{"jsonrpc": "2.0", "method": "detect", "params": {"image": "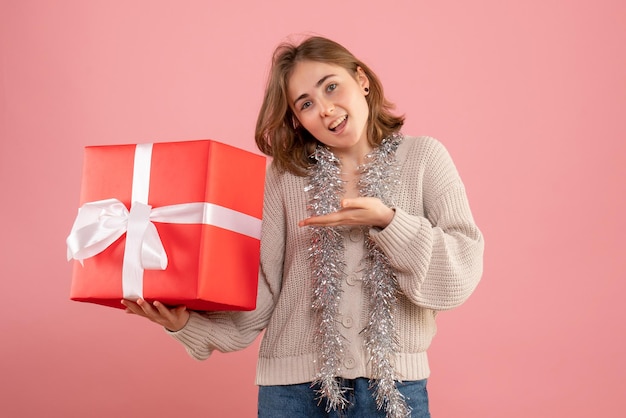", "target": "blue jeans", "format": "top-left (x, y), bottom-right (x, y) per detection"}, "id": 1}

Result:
top-left (258, 378), bottom-right (430, 417)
